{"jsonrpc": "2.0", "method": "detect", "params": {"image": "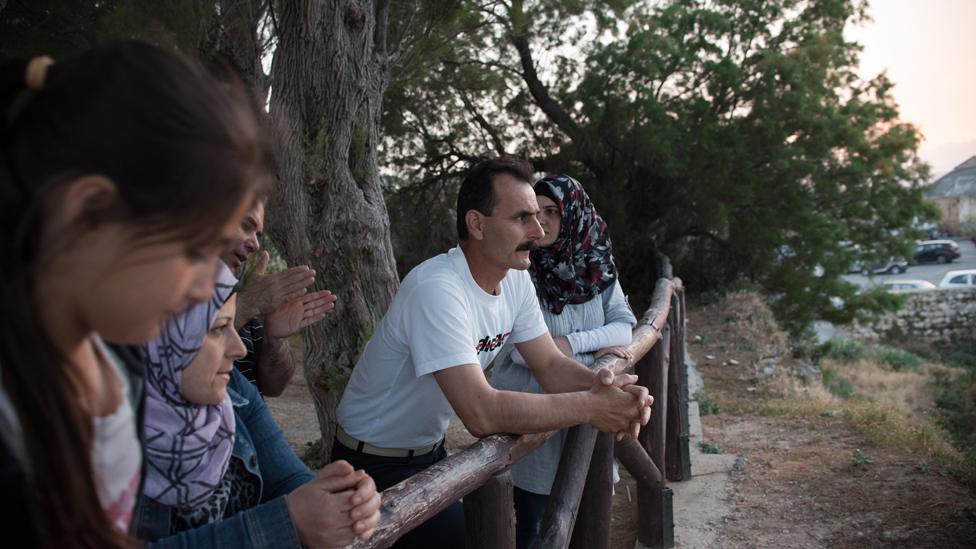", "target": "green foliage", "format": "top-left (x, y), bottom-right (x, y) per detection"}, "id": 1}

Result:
top-left (937, 340), bottom-right (976, 369)
top-left (382, 0), bottom-right (934, 333)
top-left (817, 338), bottom-right (922, 371)
top-left (699, 441), bottom-right (723, 454)
top-left (820, 339), bottom-right (868, 361)
top-left (821, 365), bottom-right (854, 398)
top-left (0, 1), bottom-right (214, 57)
top-left (950, 502), bottom-right (976, 523)
top-left (694, 389), bottom-right (720, 416)
top-left (933, 368), bottom-right (976, 453)
top-left (789, 329), bottom-right (821, 361)
top-left (874, 345), bottom-right (922, 371)
top-left (851, 448), bottom-right (873, 469)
